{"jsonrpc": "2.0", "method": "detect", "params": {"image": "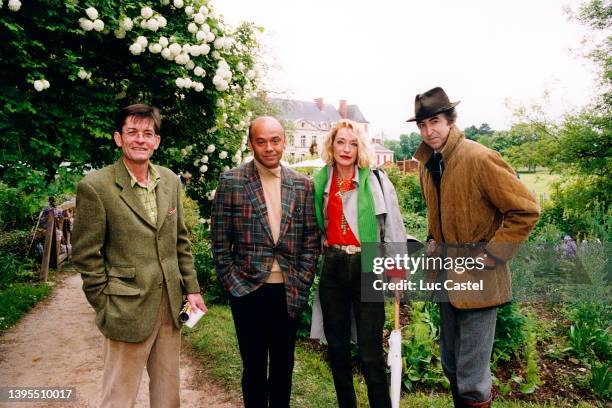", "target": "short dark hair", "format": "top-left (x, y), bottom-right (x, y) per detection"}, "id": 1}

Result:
top-left (114, 104), bottom-right (161, 134)
top-left (441, 107), bottom-right (457, 124)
